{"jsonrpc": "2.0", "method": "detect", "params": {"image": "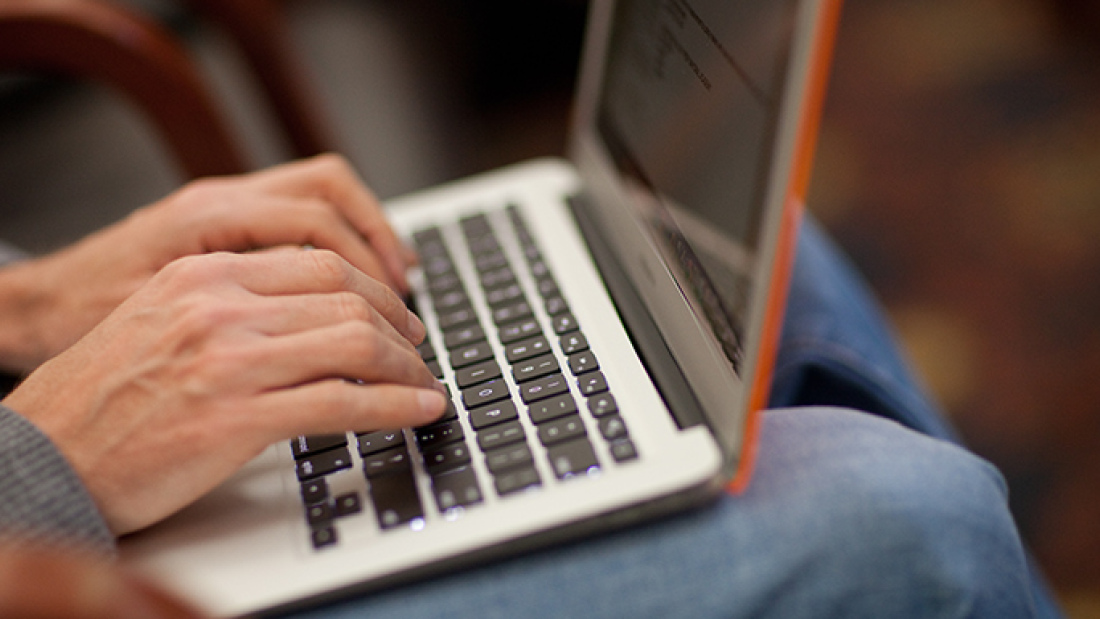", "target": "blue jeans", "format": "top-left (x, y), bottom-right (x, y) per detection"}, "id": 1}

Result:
top-left (289, 219), bottom-right (1062, 619)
